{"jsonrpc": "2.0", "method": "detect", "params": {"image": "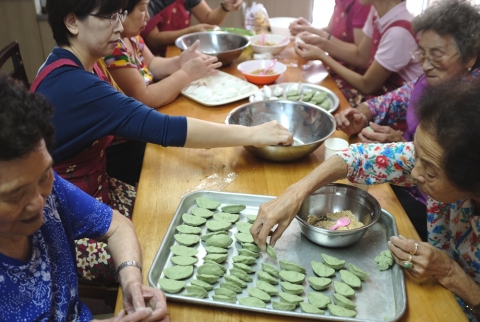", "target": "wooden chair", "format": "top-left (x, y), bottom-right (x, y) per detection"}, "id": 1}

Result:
top-left (0, 41), bottom-right (29, 88)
